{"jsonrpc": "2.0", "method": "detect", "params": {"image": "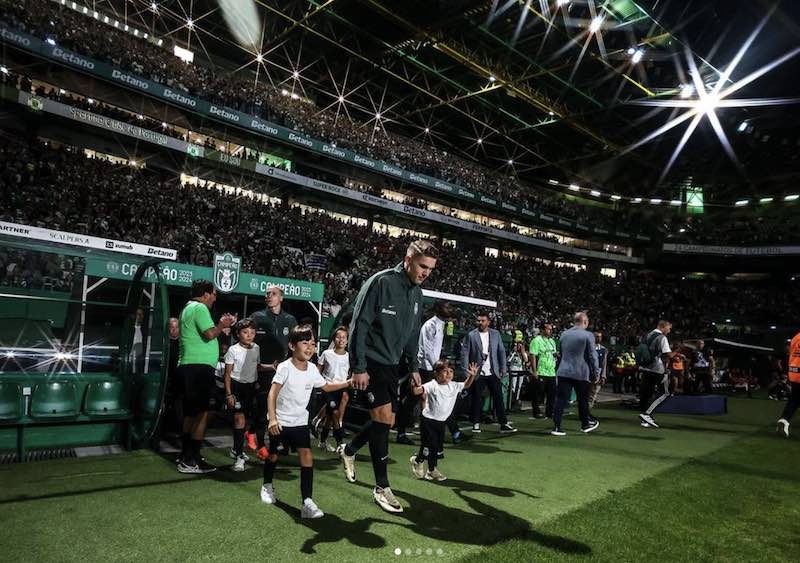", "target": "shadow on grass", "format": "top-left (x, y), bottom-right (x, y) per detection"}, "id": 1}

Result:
top-left (273, 501), bottom-right (391, 554)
